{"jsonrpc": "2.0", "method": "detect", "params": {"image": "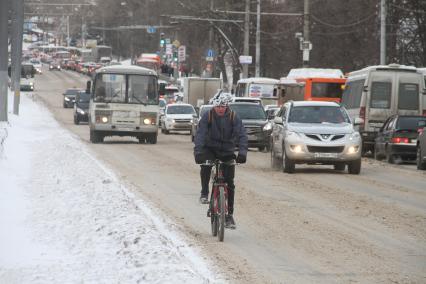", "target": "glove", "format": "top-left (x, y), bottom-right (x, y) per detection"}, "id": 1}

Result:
top-left (236, 154), bottom-right (246, 164)
top-left (195, 153), bottom-right (205, 164)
